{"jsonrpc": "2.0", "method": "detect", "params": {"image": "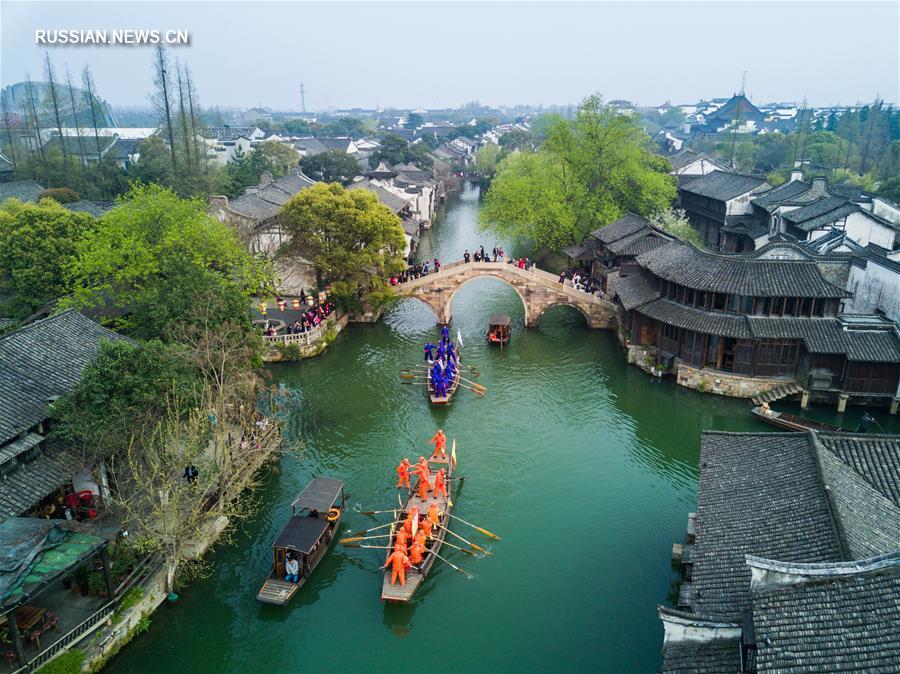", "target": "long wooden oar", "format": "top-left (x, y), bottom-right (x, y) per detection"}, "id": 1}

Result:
top-left (447, 513), bottom-right (501, 540)
top-left (347, 521), bottom-right (397, 537)
top-left (359, 507), bottom-right (404, 516)
top-left (430, 549), bottom-right (471, 578)
top-left (402, 367), bottom-right (480, 379)
top-left (457, 375), bottom-right (486, 391)
top-left (459, 383), bottom-right (485, 397)
top-left (435, 523), bottom-right (491, 555)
